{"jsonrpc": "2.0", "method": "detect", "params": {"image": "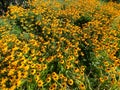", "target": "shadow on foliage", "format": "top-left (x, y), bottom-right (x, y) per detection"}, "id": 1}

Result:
top-left (0, 0), bottom-right (28, 15)
top-left (74, 15), bottom-right (91, 28)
